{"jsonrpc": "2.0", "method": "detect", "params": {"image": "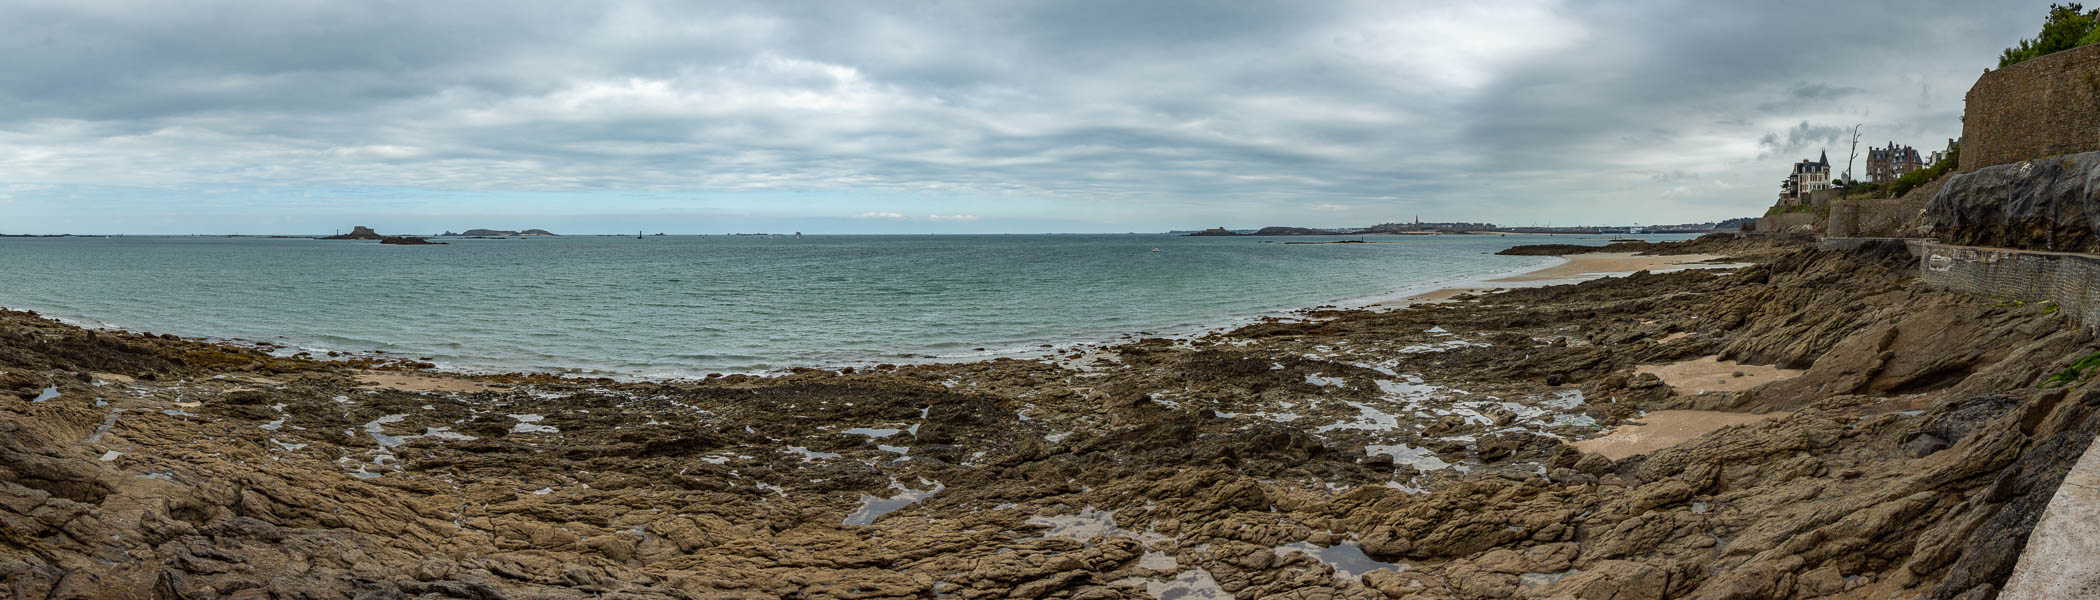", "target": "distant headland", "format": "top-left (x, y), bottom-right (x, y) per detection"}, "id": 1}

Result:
top-left (439, 229), bottom-right (558, 237)
top-left (1177, 218), bottom-right (1751, 237)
